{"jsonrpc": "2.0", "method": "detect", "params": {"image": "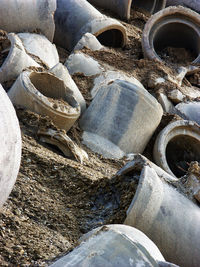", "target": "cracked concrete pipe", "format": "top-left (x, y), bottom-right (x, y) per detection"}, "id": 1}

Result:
top-left (153, 120), bottom-right (200, 177)
top-left (0, 84), bottom-right (21, 208)
top-left (0, 33), bottom-right (39, 83)
top-left (54, 0), bottom-right (127, 51)
top-left (8, 71), bottom-right (80, 132)
top-left (50, 224), bottom-right (178, 267)
top-left (88, 0), bottom-right (166, 20)
top-left (175, 101), bottom-right (200, 126)
top-left (80, 79), bottom-right (163, 159)
top-left (17, 33), bottom-right (59, 69)
top-left (119, 161), bottom-right (200, 267)
top-left (142, 6), bottom-right (200, 65)
top-left (0, 0), bottom-right (56, 42)
top-left (50, 63), bottom-right (86, 112)
top-left (166, 0), bottom-right (200, 13)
